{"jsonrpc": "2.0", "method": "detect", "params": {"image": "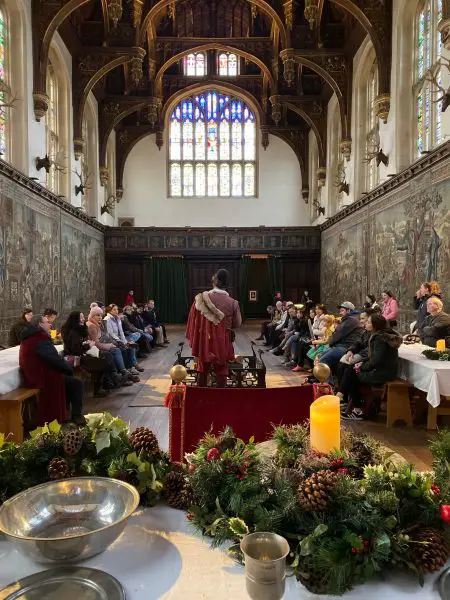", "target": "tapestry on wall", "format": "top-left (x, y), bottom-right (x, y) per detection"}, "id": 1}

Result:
top-left (0, 177), bottom-right (105, 346)
top-left (321, 160), bottom-right (450, 330)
